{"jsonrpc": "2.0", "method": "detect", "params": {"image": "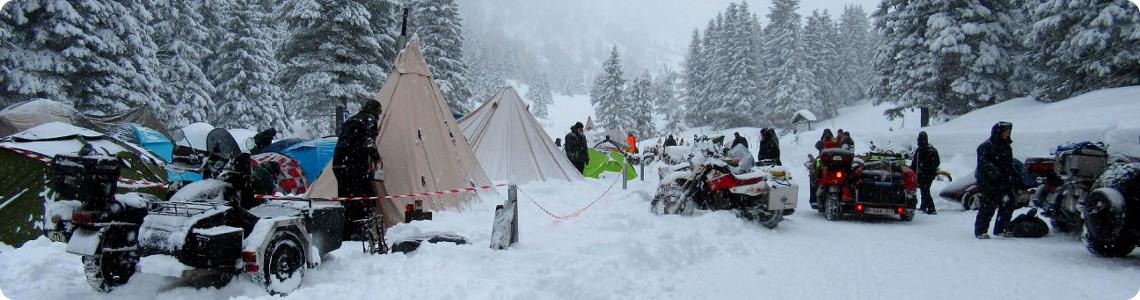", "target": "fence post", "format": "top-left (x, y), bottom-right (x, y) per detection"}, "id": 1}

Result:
top-left (622, 154), bottom-right (628, 190)
top-left (640, 156), bottom-right (645, 181)
top-left (510, 184), bottom-right (519, 244)
top-left (491, 184), bottom-right (519, 250)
